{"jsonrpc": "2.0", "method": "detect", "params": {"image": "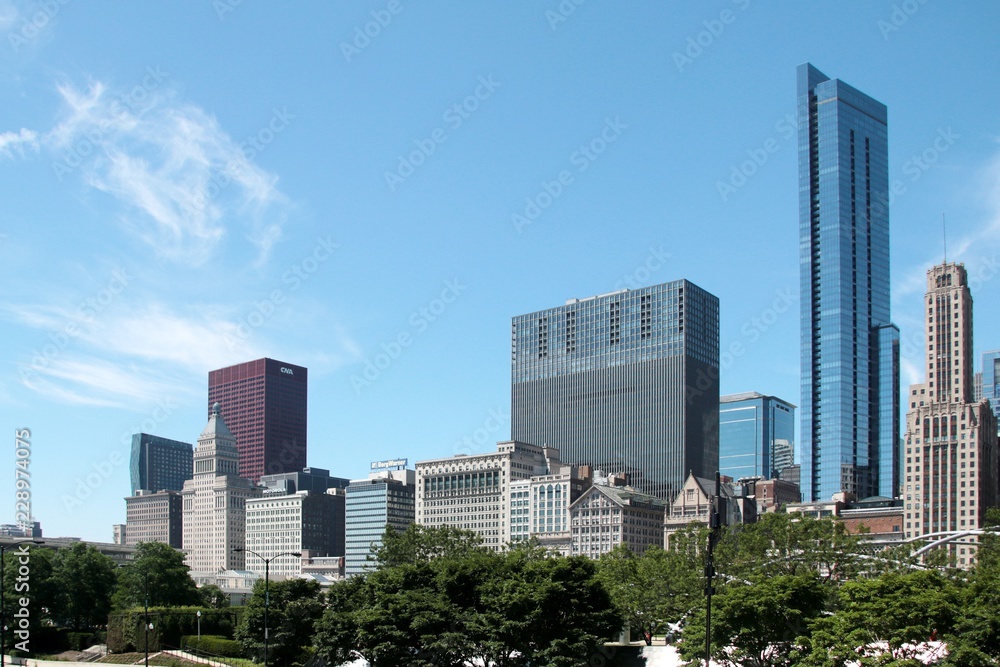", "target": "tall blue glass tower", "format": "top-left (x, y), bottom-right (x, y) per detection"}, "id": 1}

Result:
top-left (798, 63), bottom-right (899, 501)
